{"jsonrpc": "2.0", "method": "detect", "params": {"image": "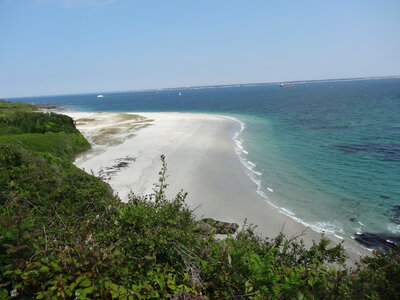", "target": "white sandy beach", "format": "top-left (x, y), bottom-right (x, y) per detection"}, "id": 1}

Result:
top-left (66, 111), bottom-right (370, 263)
